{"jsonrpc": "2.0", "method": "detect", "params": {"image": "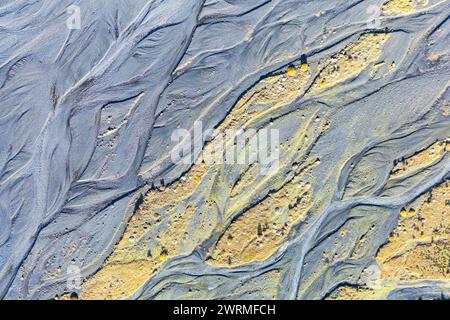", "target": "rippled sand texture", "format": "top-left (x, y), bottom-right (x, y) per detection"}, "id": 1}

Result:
top-left (0, 0), bottom-right (449, 300)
